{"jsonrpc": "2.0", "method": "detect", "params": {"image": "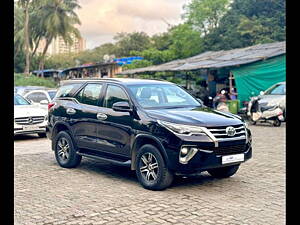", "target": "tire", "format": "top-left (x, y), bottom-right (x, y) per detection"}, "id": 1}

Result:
top-left (54, 131), bottom-right (82, 168)
top-left (136, 144), bottom-right (174, 191)
top-left (273, 118), bottom-right (281, 127)
top-left (207, 164), bottom-right (240, 178)
top-left (38, 133), bottom-right (46, 138)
